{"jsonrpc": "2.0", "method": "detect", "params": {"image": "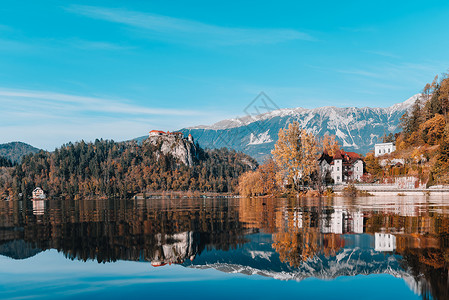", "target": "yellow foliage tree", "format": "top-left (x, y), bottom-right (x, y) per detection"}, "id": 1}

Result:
top-left (419, 114), bottom-right (446, 145)
top-left (258, 158), bottom-right (279, 195)
top-left (238, 170), bottom-right (263, 197)
top-left (439, 76), bottom-right (449, 116)
top-left (271, 121), bottom-right (320, 190)
top-left (321, 134), bottom-right (341, 156)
